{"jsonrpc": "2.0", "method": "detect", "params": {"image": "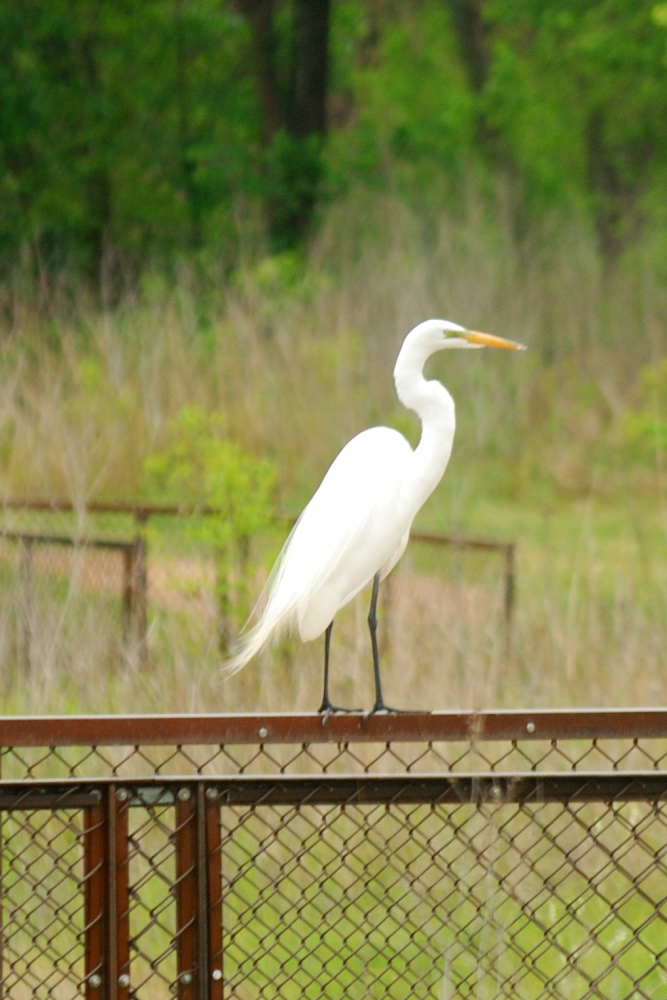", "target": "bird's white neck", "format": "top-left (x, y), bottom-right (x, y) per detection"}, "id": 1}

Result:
top-left (393, 339), bottom-right (456, 517)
